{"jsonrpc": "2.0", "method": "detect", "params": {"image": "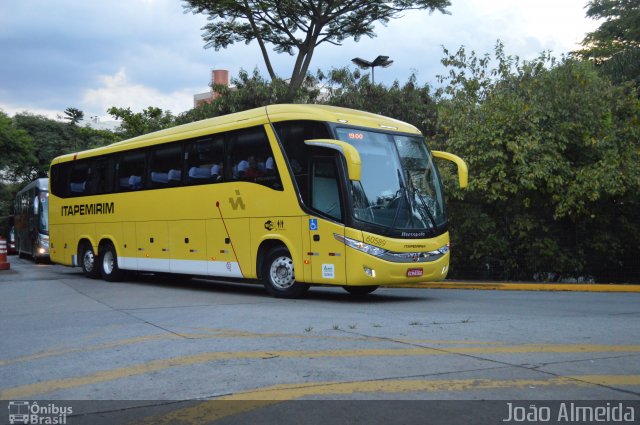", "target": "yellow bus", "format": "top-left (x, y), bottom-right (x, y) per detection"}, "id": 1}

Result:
top-left (49, 105), bottom-right (467, 298)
